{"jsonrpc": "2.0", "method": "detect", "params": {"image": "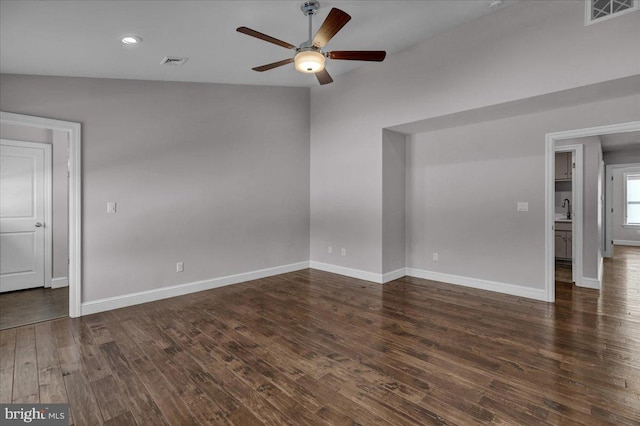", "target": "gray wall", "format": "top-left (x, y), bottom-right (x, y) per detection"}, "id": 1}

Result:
top-left (0, 123), bottom-right (69, 280)
top-left (0, 75), bottom-right (310, 302)
top-left (407, 97), bottom-right (636, 289)
top-left (604, 149), bottom-right (640, 165)
top-left (382, 130), bottom-right (406, 273)
top-left (310, 0), bottom-right (640, 280)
